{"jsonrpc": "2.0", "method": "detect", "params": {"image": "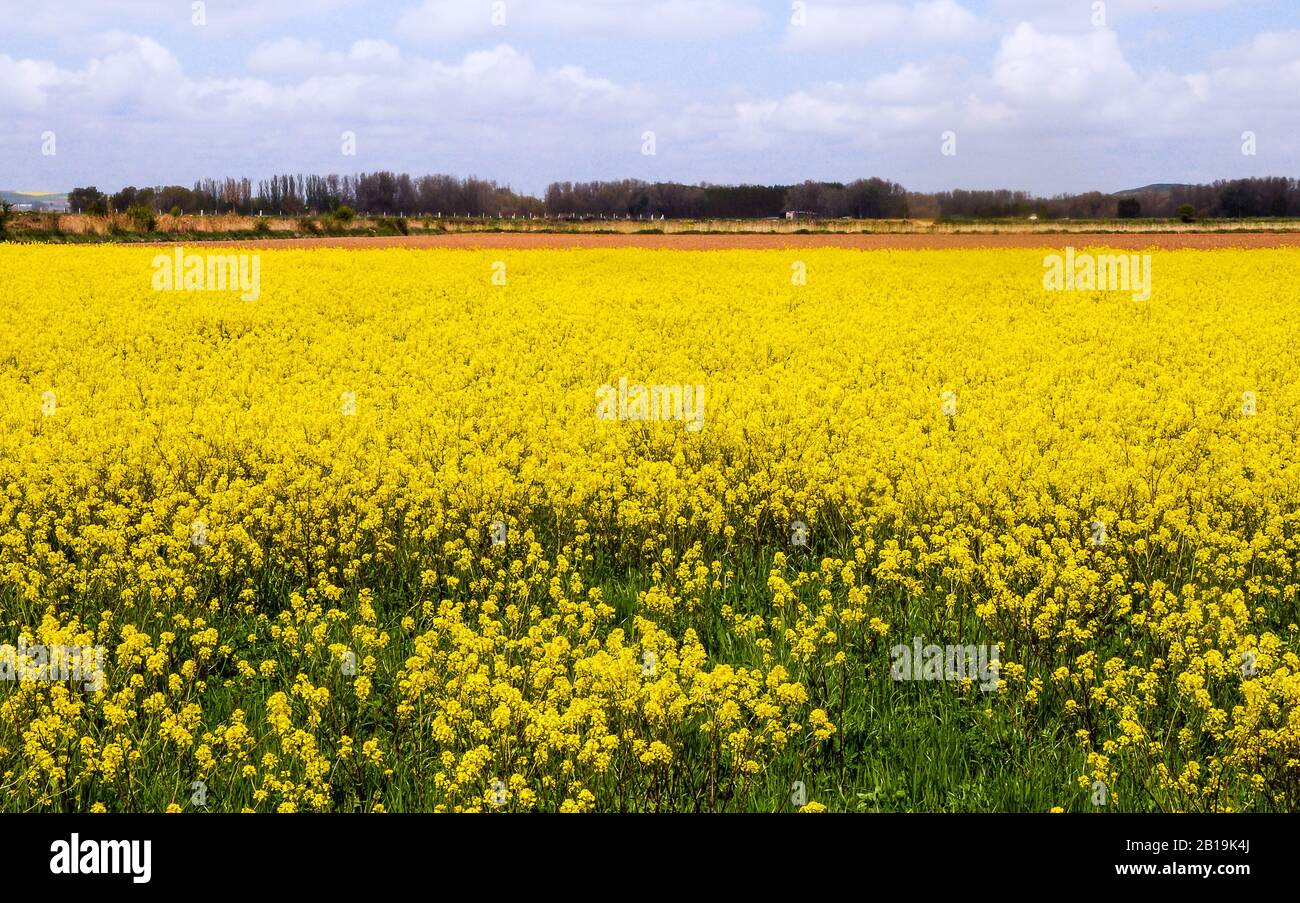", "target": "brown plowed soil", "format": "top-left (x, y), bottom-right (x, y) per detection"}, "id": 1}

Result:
top-left (156, 232), bottom-right (1300, 250)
